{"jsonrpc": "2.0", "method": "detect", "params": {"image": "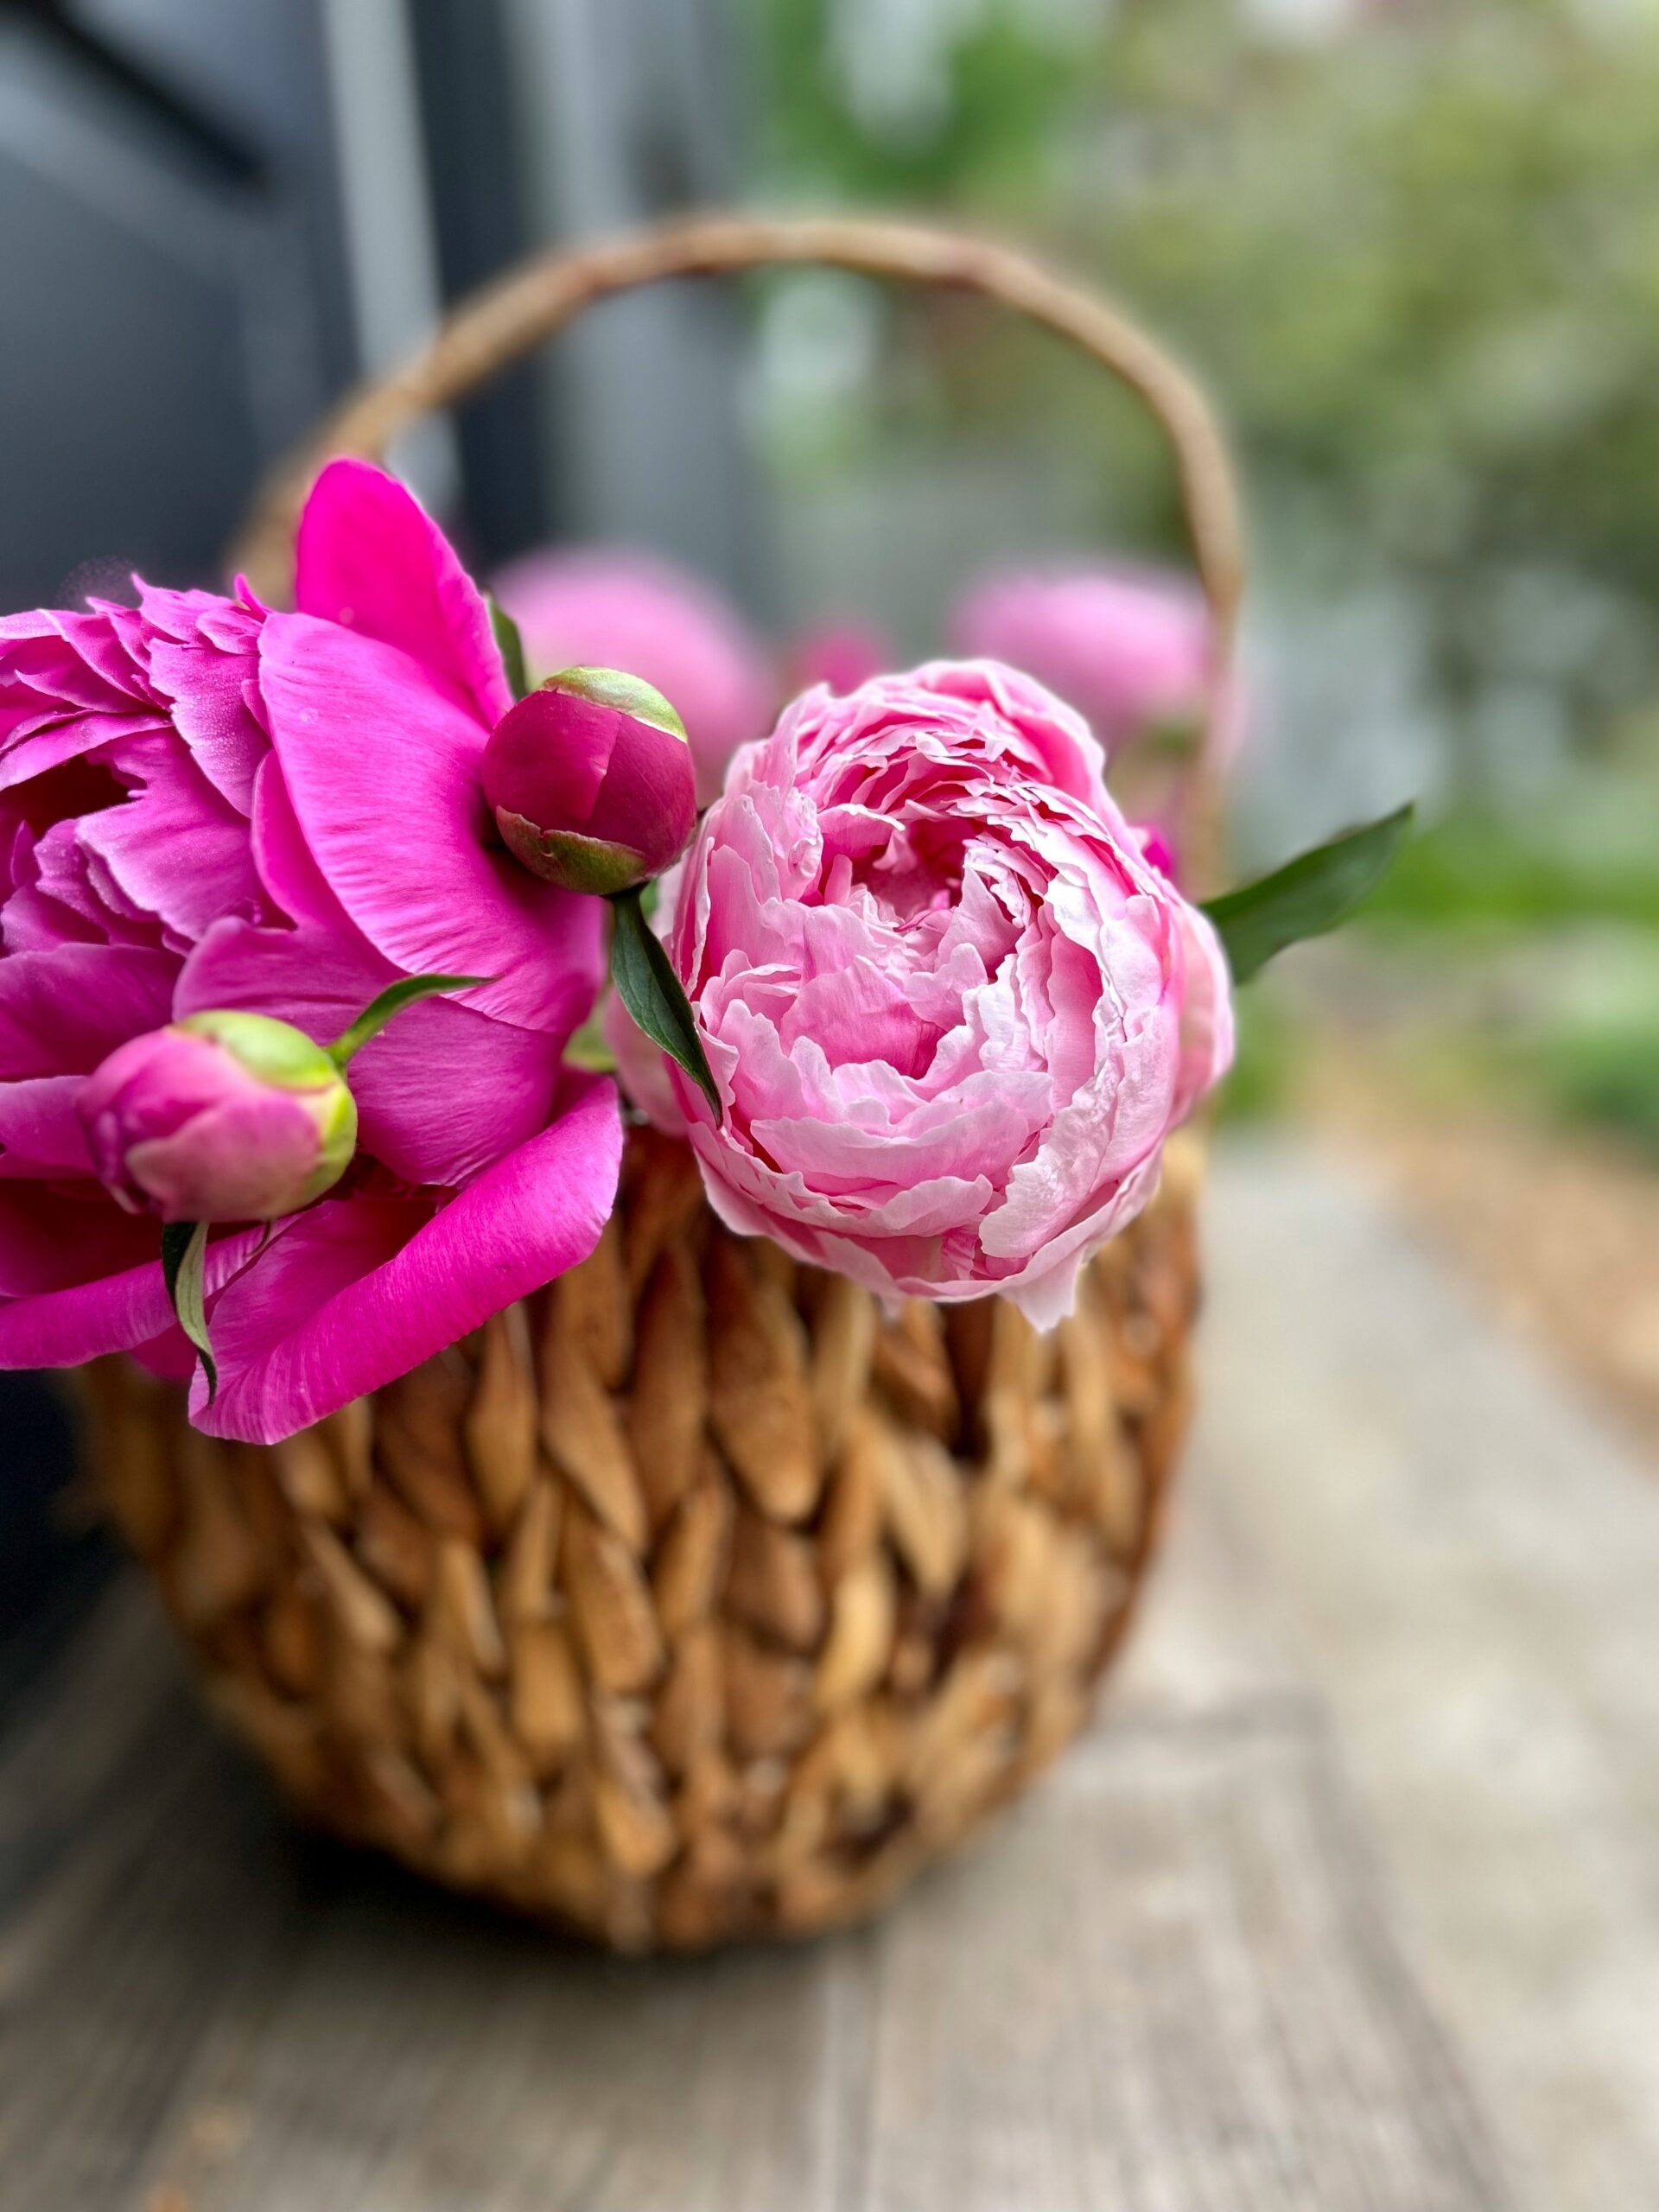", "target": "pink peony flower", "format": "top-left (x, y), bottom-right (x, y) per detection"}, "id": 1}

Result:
top-left (619, 661), bottom-right (1232, 1325)
top-left (482, 668), bottom-right (696, 896)
top-left (951, 563), bottom-right (1241, 762)
top-left (0, 458), bottom-right (620, 1442)
top-left (79, 1013), bottom-right (357, 1224)
top-left (786, 622), bottom-right (892, 696)
top-left (492, 549), bottom-right (775, 809)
